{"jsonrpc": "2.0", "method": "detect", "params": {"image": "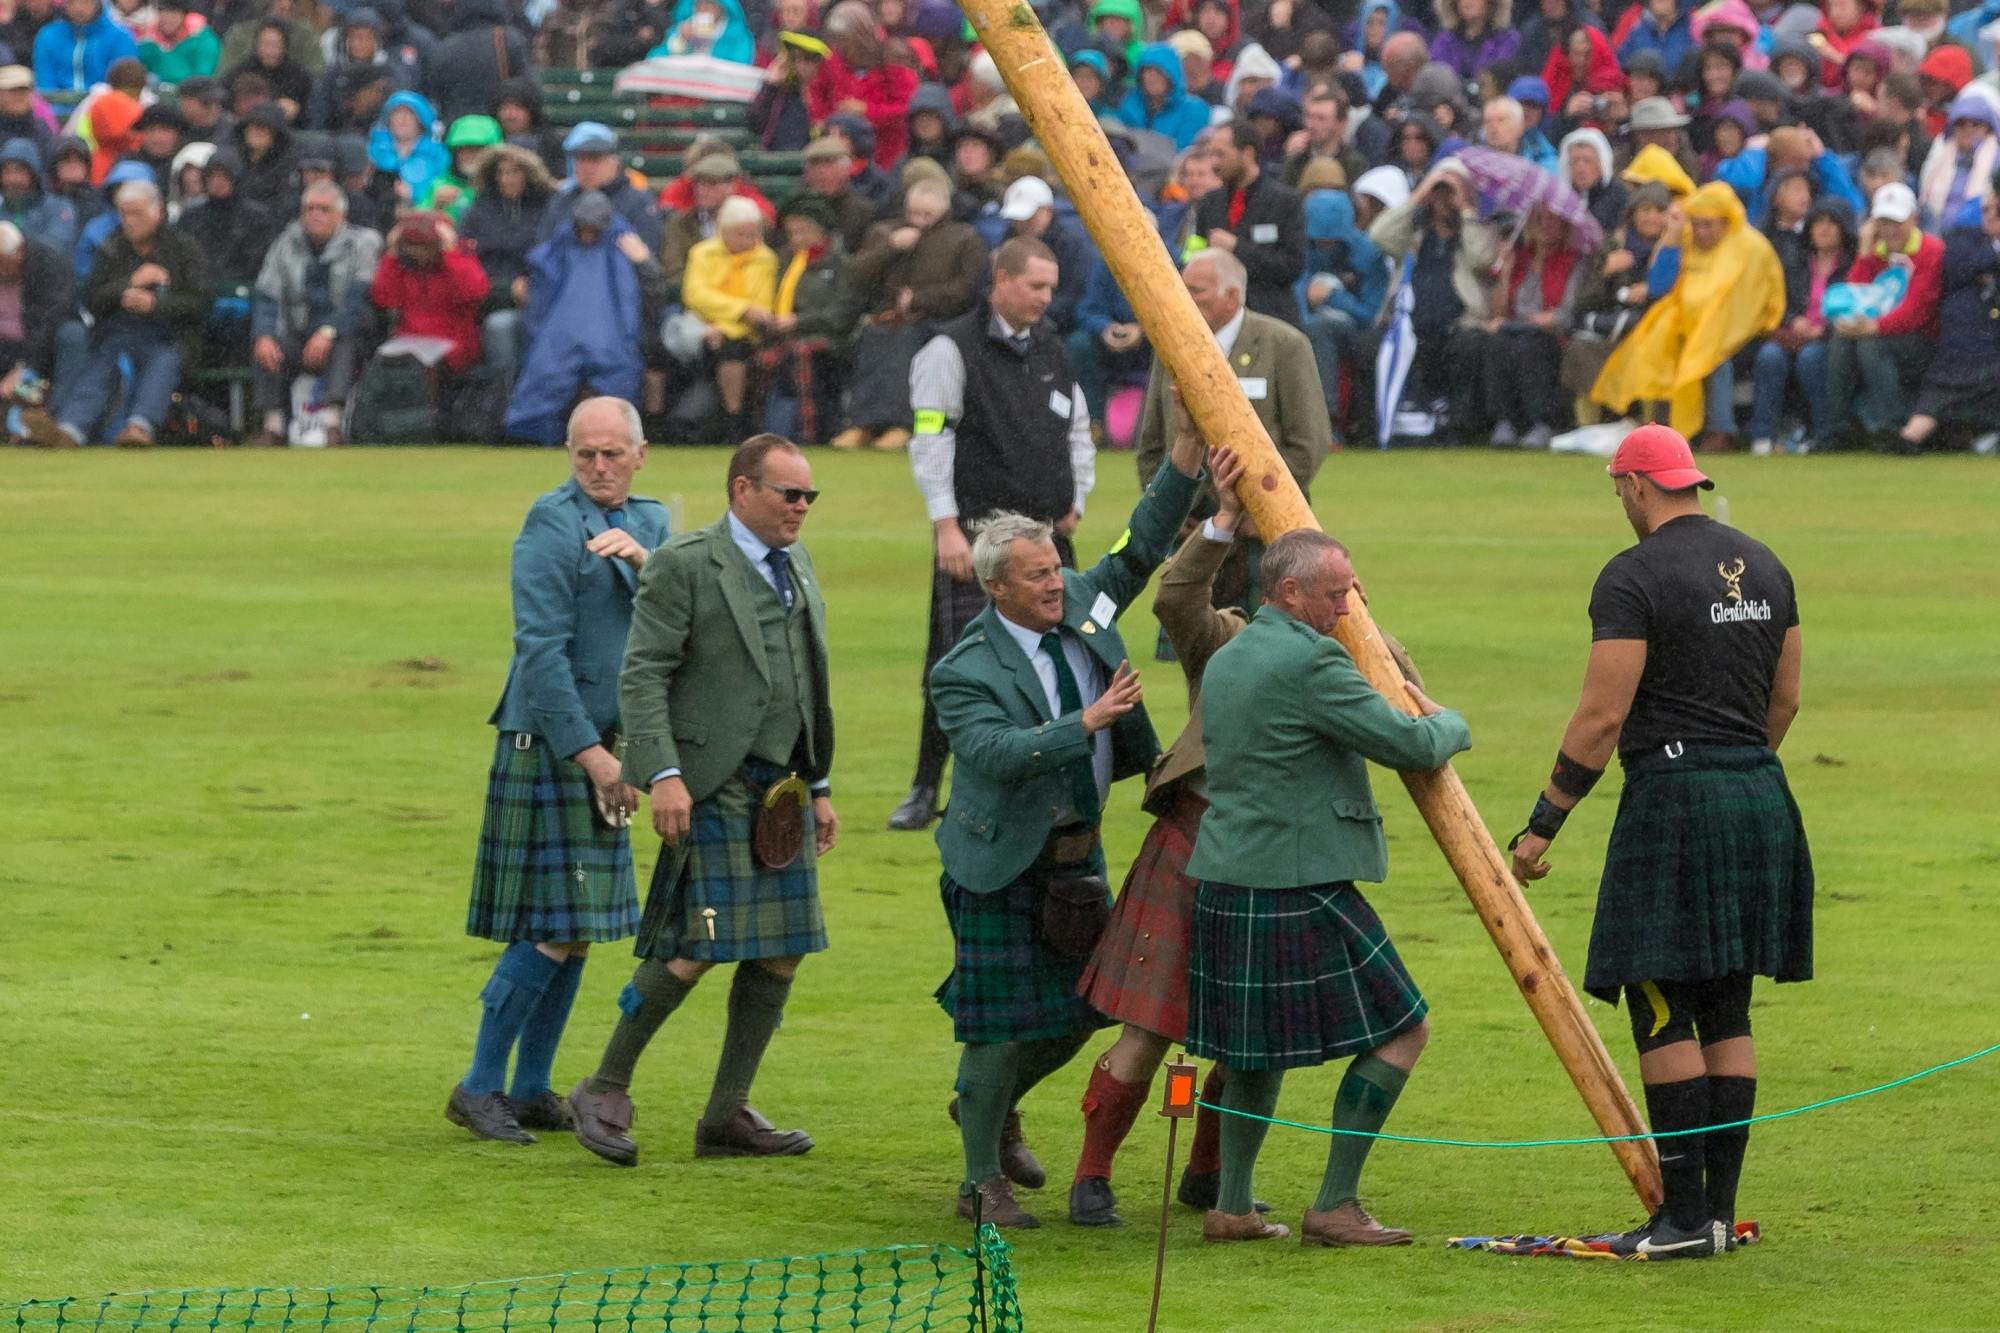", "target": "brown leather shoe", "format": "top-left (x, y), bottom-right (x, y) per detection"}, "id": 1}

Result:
top-left (694, 1105), bottom-right (814, 1158)
top-left (1300, 1199), bottom-right (1413, 1247)
top-left (1203, 1209), bottom-right (1291, 1243)
top-left (114, 422), bottom-right (155, 448)
top-left (567, 1078), bottom-right (638, 1166)
top-left (21, 408), bottom-right (76, 449)
top-left (957, 1174), bottom-right (1039, 1228)
top-left (828, 427), bottom-right (868, 450)
top-left (947, 1097), bottom-right (1045, 1189)
top-left (871, 427), bottom-right (911, 451)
